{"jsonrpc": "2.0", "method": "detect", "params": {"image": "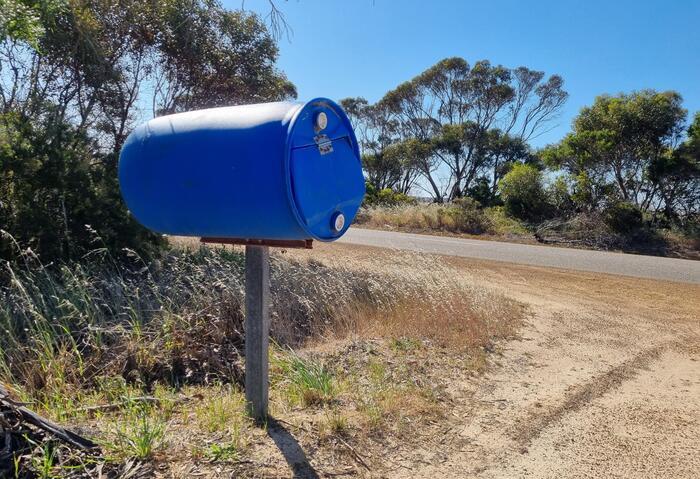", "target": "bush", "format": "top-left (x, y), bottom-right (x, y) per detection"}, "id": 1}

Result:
top-left (363, 182), bottom-right (416, 207)
top-left (498, 164), bottom-right (548, 221)
top-left (466, 177), bottom-right (498, 207)
top-left (548, 176), bottom-right (574, 214)
top-left (603, 201), bottom-right (644, 234)
top-left (449, 198), bottom-right (492, 234)
top-left (0, 112), bottom-right (165, 262)
top-left (483, 206), bottom-right (529, 236)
